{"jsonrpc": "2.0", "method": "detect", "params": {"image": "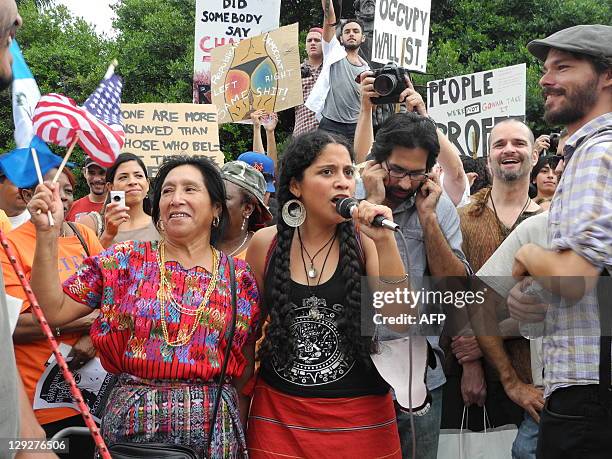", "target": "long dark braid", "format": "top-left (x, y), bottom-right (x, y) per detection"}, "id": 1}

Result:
top-left (336, 221), bottom-right (375, 360)
top-left (258, 131), bottom-right (373, 366)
